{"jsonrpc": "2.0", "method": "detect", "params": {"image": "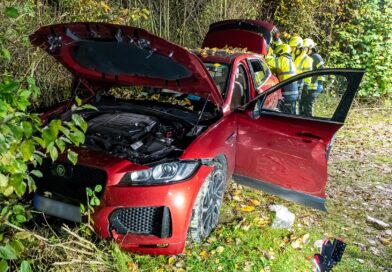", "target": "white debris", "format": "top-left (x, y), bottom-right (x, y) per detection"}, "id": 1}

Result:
top-left (269, 204), bottom-right (295, 229)
top-left (366, 215), bottom-right (390, 229)
top-left (314, 239), bottom-right (324, 249)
